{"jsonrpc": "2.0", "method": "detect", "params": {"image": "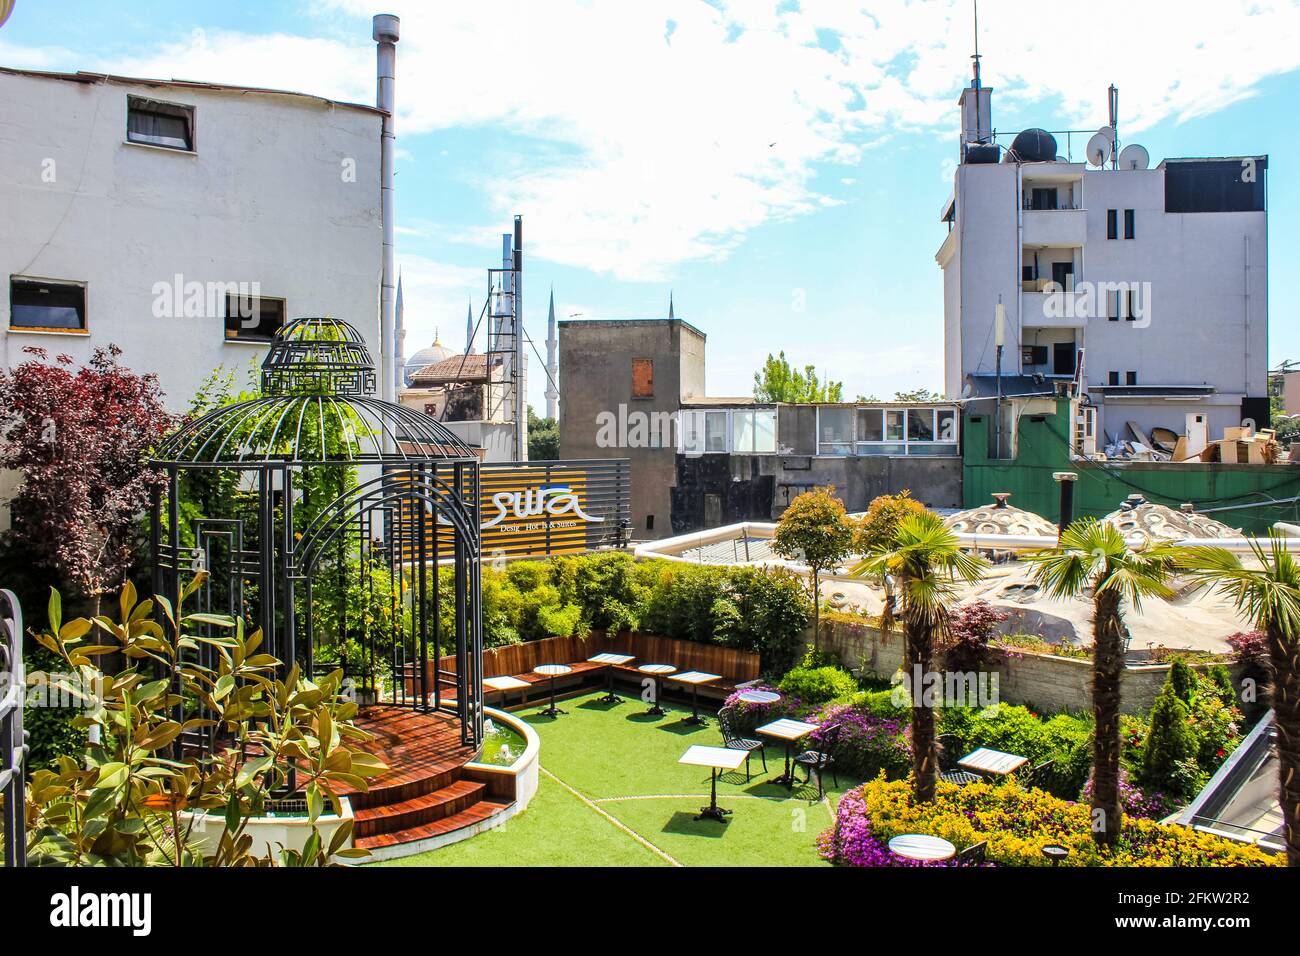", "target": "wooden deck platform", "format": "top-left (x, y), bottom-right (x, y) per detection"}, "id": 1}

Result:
top-left (343, 706), bottom-right (509, 852)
